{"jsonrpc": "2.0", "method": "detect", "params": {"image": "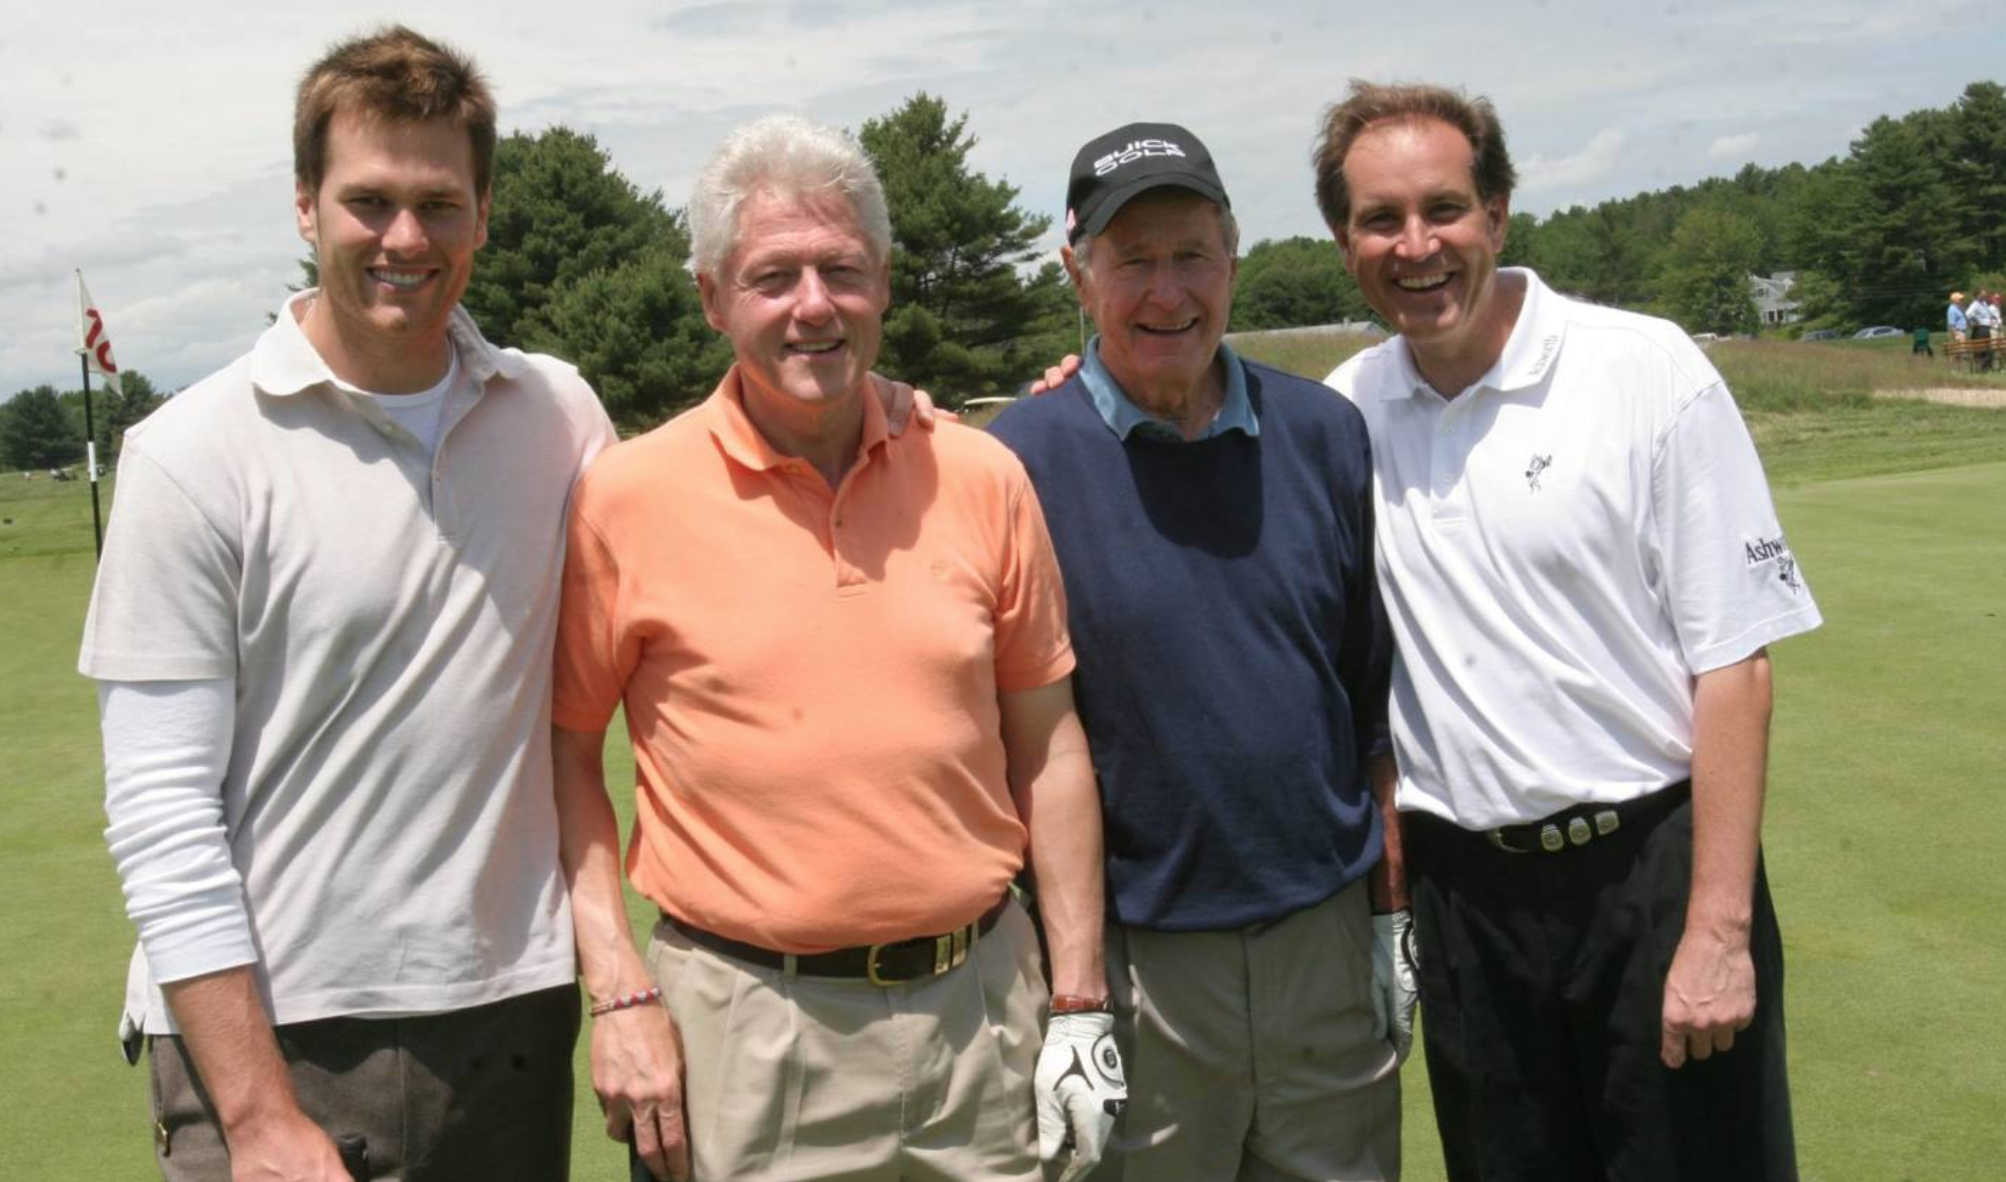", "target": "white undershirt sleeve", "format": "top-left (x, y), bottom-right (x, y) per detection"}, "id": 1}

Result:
top-left (98, 678), bottom-right (259, 984)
